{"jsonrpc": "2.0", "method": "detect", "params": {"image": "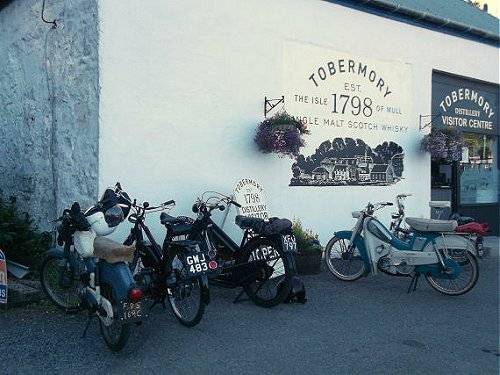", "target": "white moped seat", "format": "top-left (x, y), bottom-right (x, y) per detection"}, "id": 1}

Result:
top-left (429, 201), bottom-right (451, 208)
top-left (405, 217), bottom-right (457, 232)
